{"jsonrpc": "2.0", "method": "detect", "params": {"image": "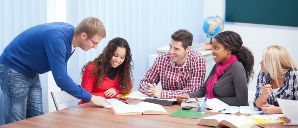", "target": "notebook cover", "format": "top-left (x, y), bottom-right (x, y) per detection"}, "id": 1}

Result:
top-left (143, 98), bottom-right (176, 106)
